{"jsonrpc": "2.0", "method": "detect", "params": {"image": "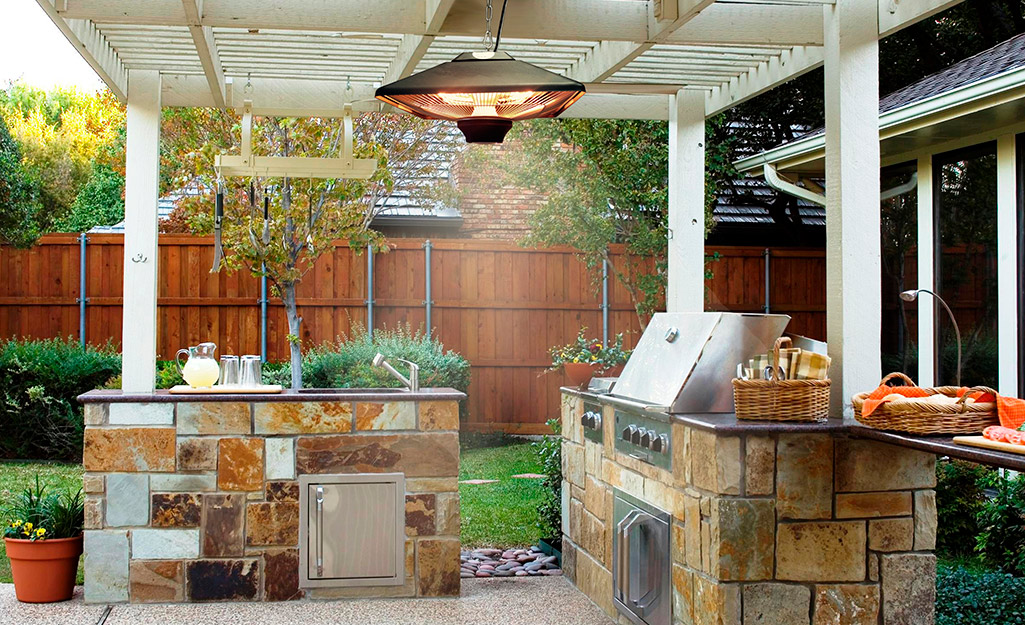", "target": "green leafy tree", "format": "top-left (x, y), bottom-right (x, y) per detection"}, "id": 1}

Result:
top-left (0, 115), bottom-right (42, 248)
top-left (54, 162), bottom-right (125, 232)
